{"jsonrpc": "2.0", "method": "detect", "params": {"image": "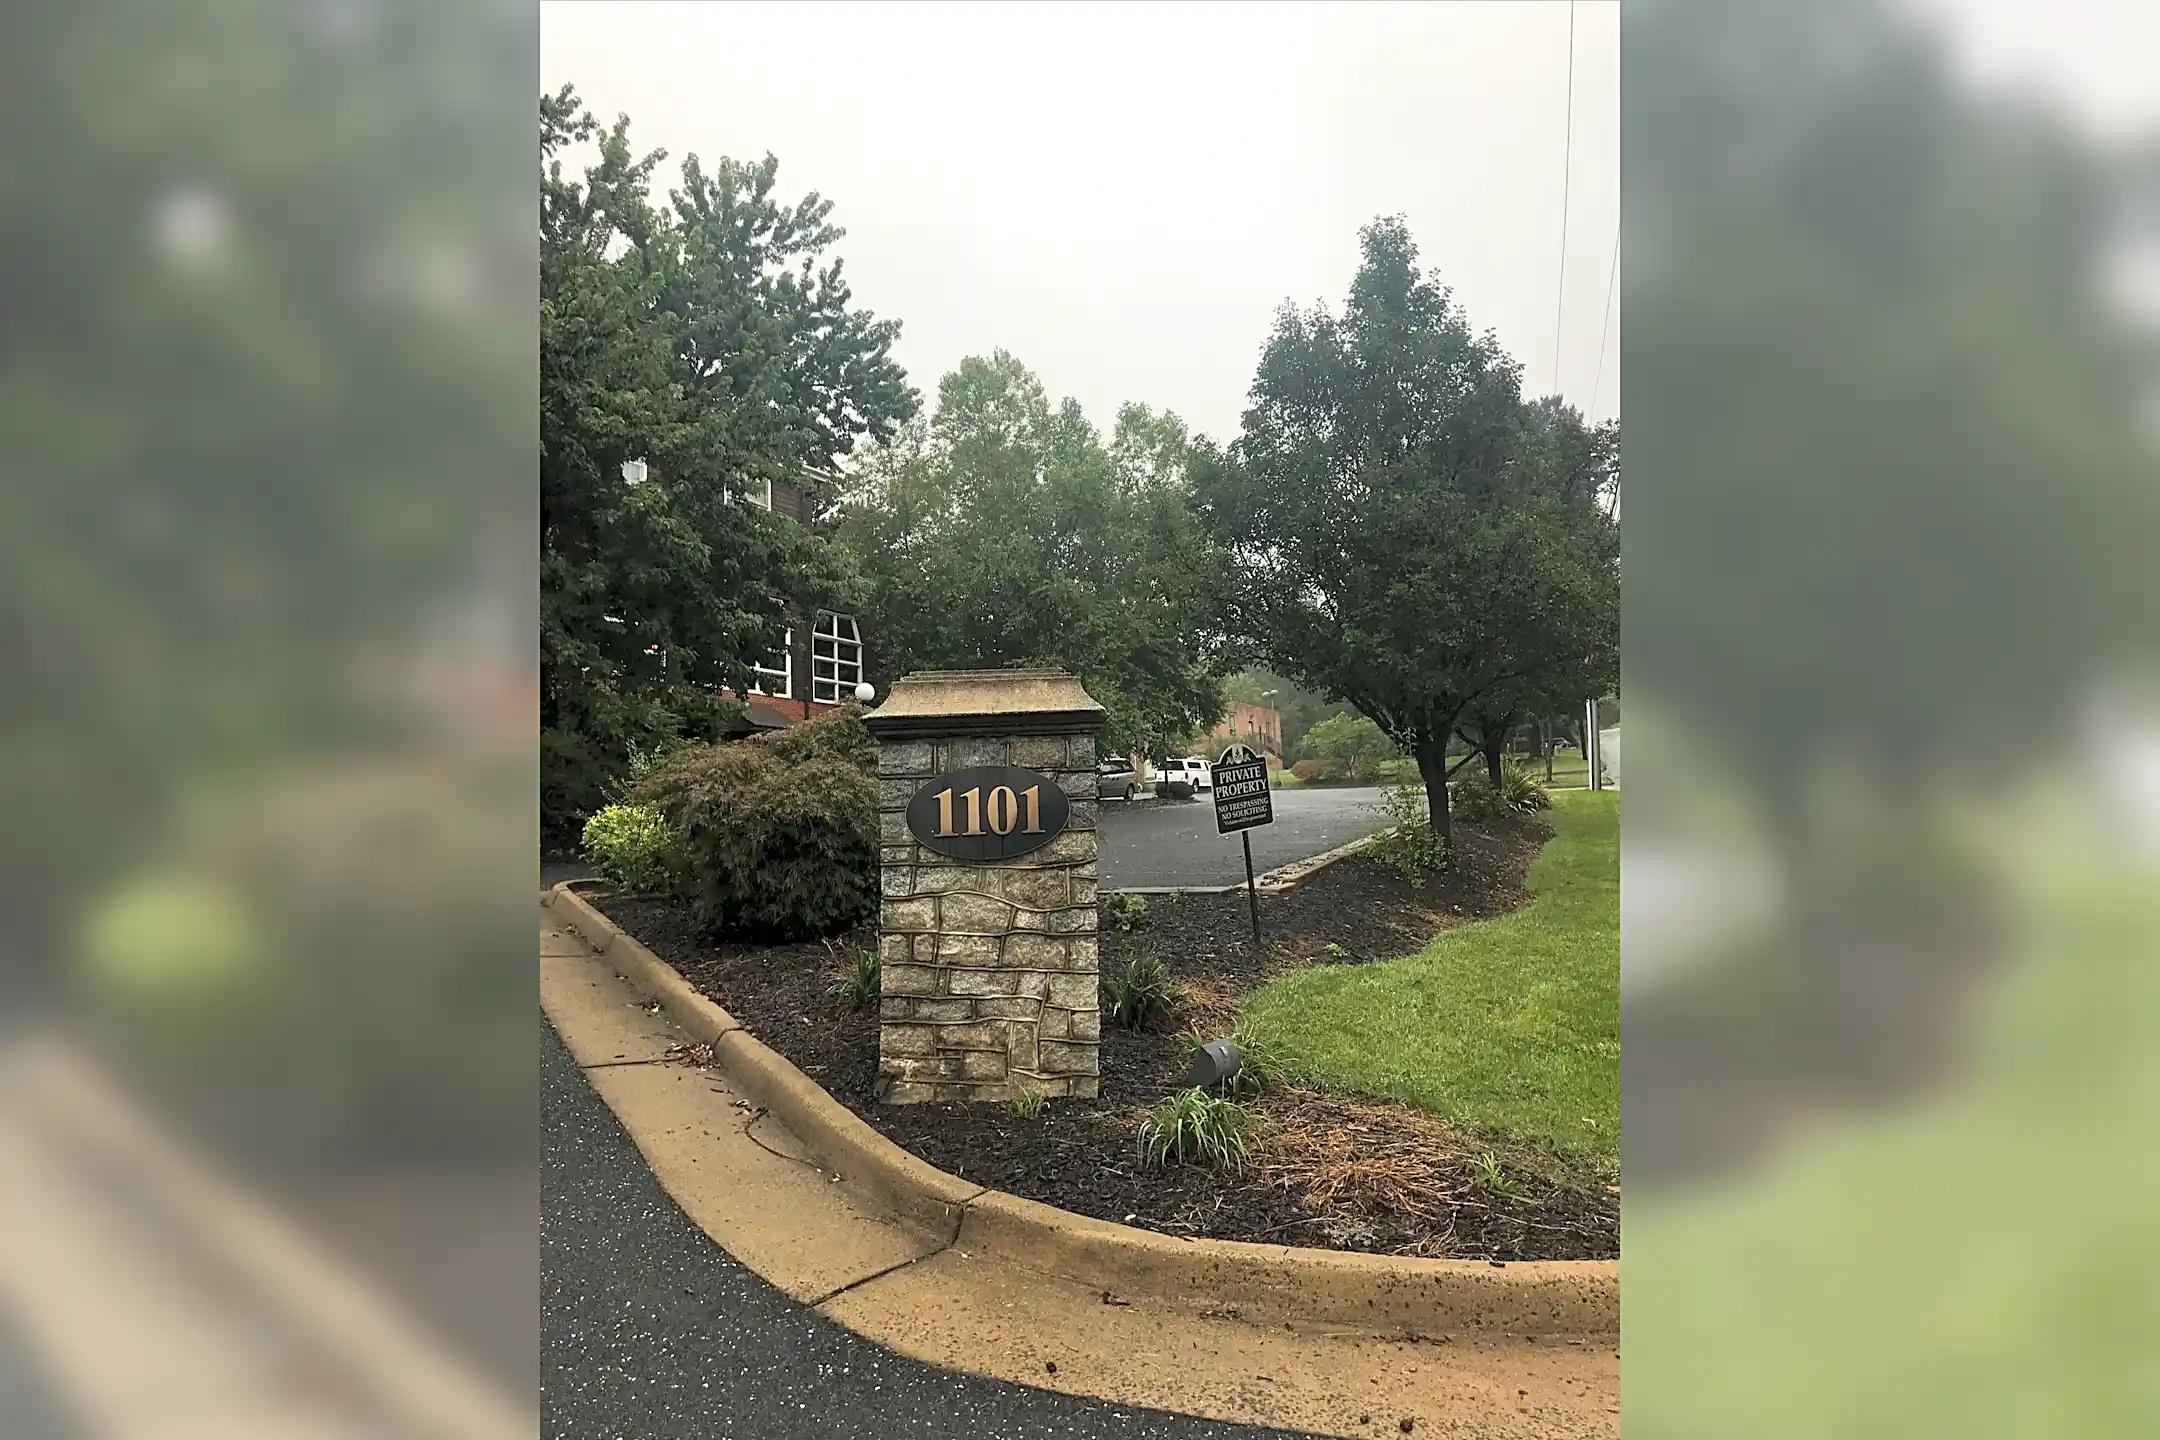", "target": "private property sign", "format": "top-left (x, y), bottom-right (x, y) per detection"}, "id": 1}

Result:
top-left (1211, 744), bottom-right (1273, 835)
